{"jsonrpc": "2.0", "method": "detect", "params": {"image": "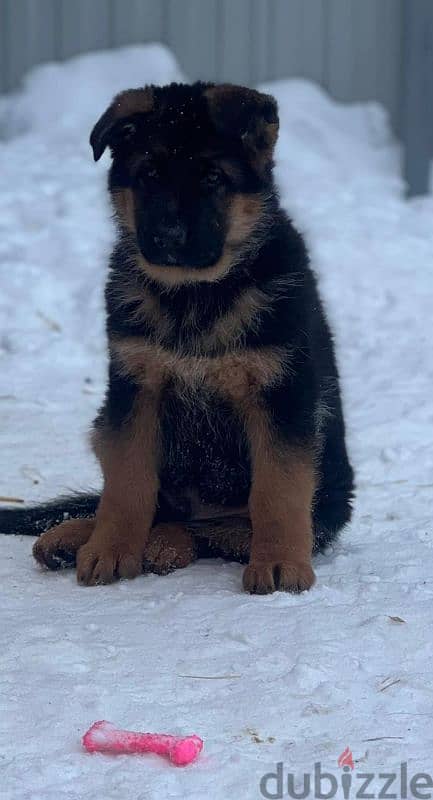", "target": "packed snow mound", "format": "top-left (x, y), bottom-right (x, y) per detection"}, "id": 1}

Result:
top-left (0, 43), bottom-right (184, 138)
top-left (1, 45), bottom-right (433, 800)
top-left (261, 78), bottom-right (403, 203)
